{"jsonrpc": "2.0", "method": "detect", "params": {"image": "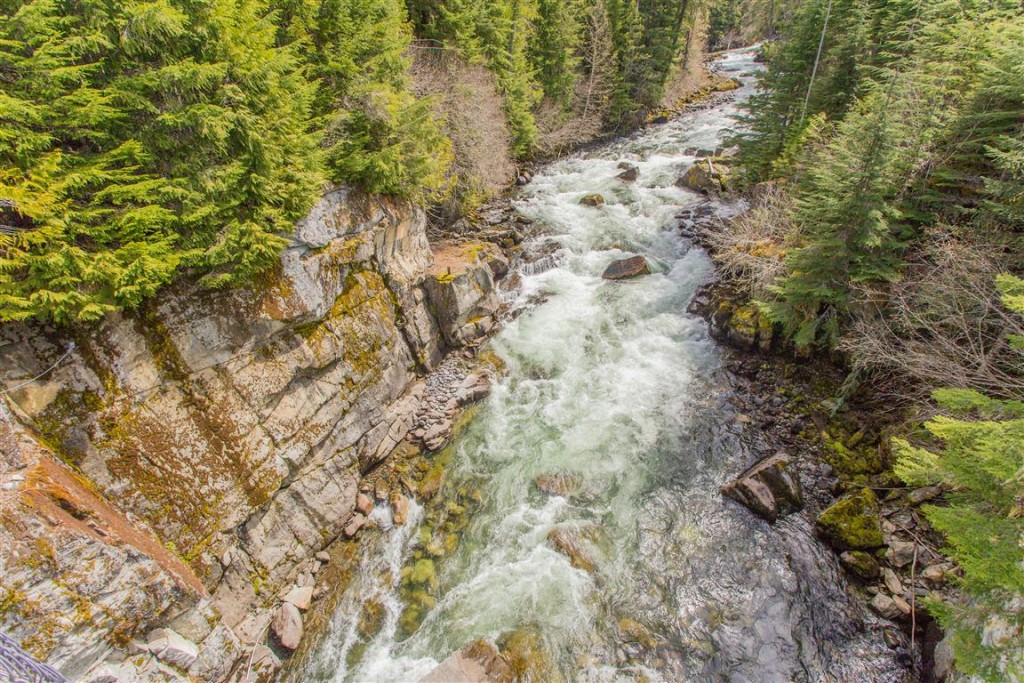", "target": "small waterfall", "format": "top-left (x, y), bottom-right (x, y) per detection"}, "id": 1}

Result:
top-left (290, 500), bottom-right (431, 683)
